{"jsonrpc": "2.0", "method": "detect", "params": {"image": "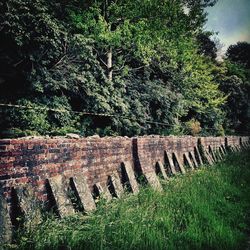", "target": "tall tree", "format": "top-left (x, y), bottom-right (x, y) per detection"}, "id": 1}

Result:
top-left (226, 42), bottom-right (250, 69)
top-left (196, 33), bottom-right (217, 60)
top-left (69, 0), bottom-right (217, 81)
top-left (218, 43), bottom-right (250, 134)
top-left (0, 0), bottom-right (229, 137)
